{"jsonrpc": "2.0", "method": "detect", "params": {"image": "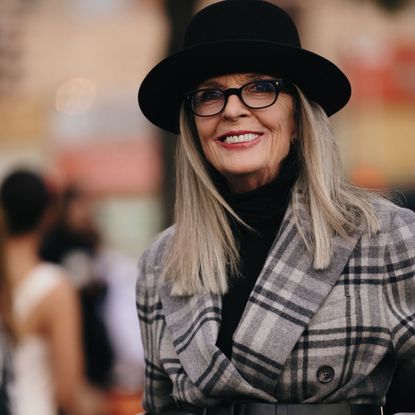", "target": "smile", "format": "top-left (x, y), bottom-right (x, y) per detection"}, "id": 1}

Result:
top-left (223, 133), bottom-right (259, 144)
top-left (216, 131), bottom-right (263, 145)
